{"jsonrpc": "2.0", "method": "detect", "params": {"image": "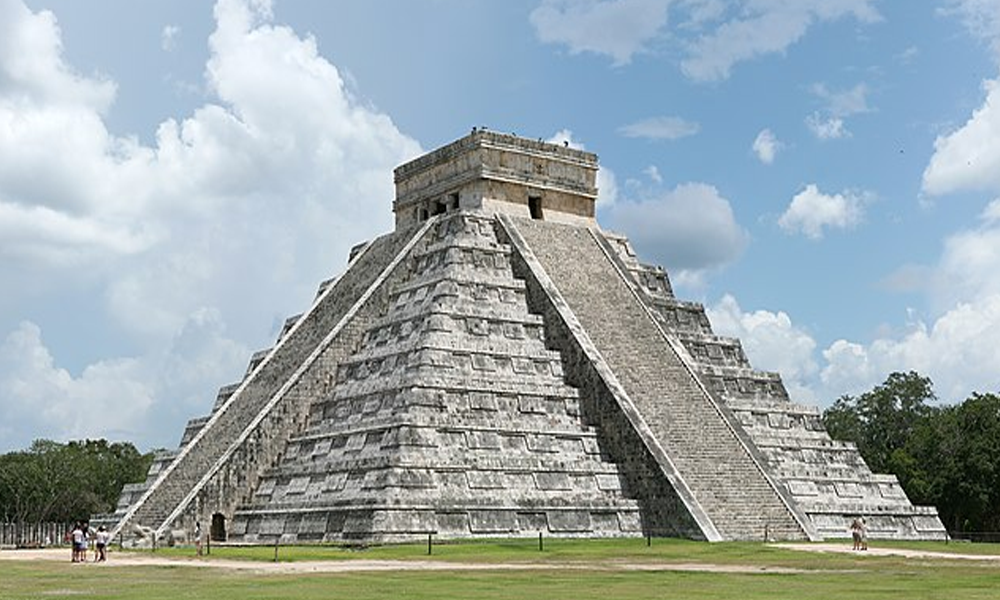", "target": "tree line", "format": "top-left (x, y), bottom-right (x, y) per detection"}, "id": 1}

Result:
top-left (823, 371), bottom-right (1000, 533)
top-left (0, 439), bottom-right (154, 524)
